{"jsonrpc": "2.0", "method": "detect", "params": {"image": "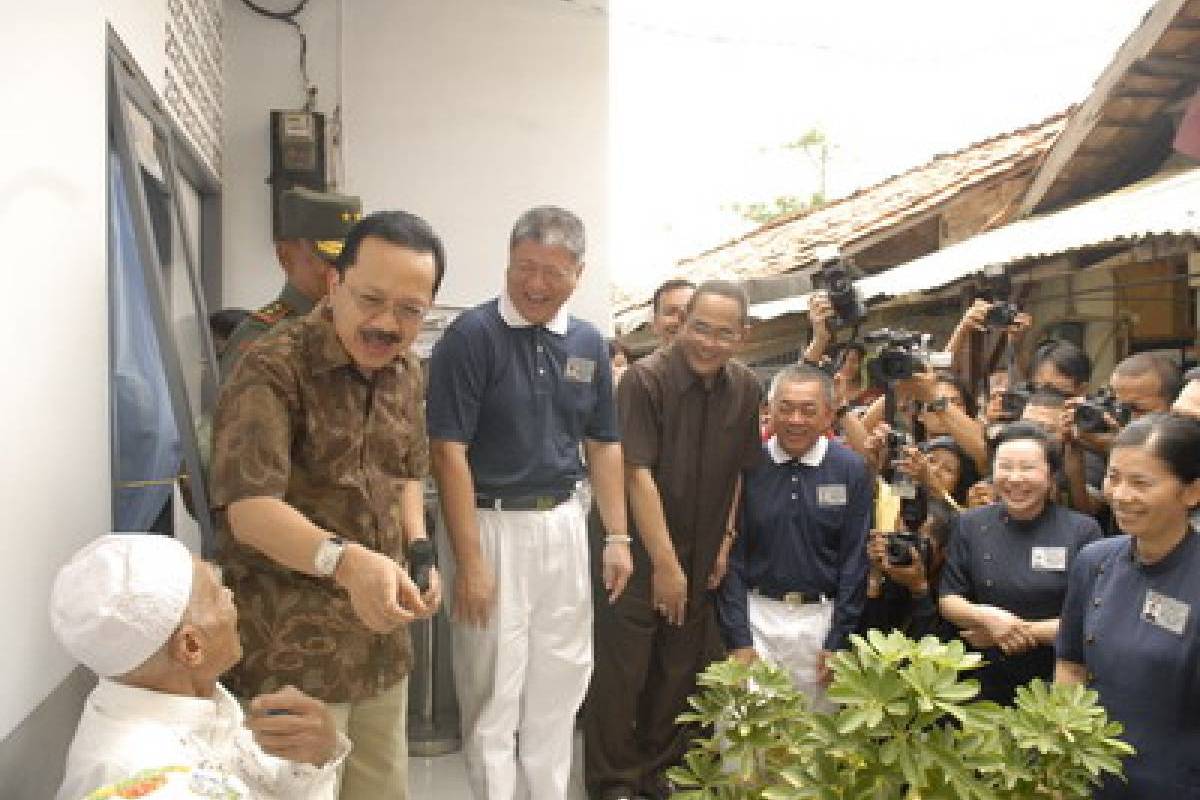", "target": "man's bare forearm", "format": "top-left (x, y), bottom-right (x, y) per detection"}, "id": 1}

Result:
top-left (430, 440), bottom-right (483, 568)
top-left (585, 439), bottom-right (627, 537)
top-left (626, 465), bottom-right (677, 569)
top-left (227, 497), bottom-right (332, 576)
